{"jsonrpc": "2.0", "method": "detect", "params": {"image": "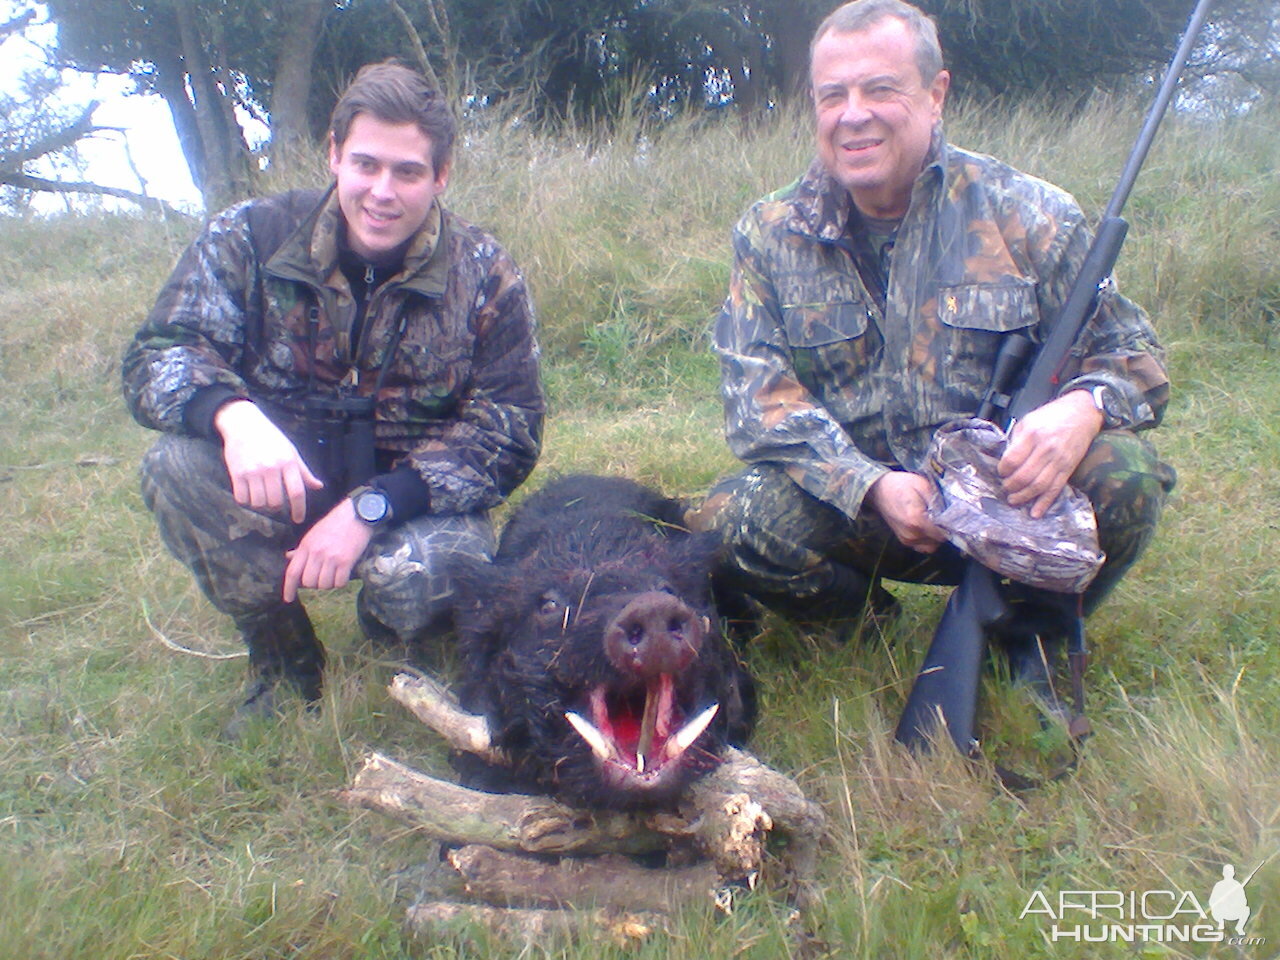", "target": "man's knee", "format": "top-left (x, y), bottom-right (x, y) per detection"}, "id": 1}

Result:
top-left (1073, 431), bottom-right (1176, 612)
top-left (357, 513), bottom-right (495, 640)
top-left (140, 434), bottom-right (297, 616)
top-left (1074, 430), bottom-right (1176, 547)
top-left (687, 464), bottom-right (860, 599)
top-left (140, 434), bottom-right (229, 510)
